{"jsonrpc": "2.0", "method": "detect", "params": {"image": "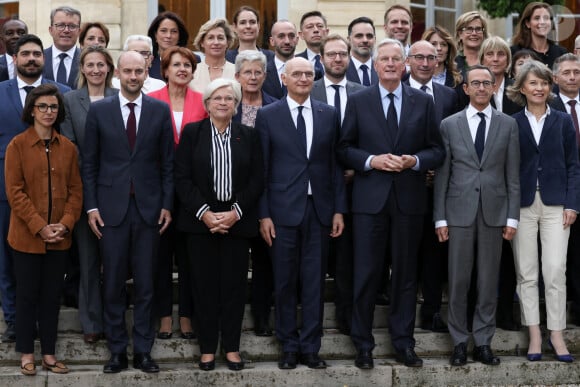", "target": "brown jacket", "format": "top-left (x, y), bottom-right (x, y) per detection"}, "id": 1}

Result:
top-left (5, 126), bottom-right (82, 253)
